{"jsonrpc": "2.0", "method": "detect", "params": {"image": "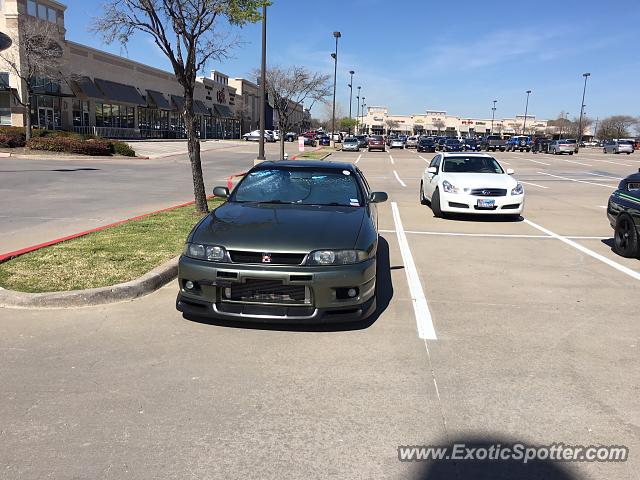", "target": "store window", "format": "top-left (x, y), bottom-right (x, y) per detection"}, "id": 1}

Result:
top-left (95, 103), bottom-right (135, 129)
top-left (0, 91), bottom-right (11, 126)
top-left (37, 3), bottom-right (47, 20)
top-left (72, 99), bottom-right (89, 127)
top-left (27, 0), bottom-right (37, 16)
